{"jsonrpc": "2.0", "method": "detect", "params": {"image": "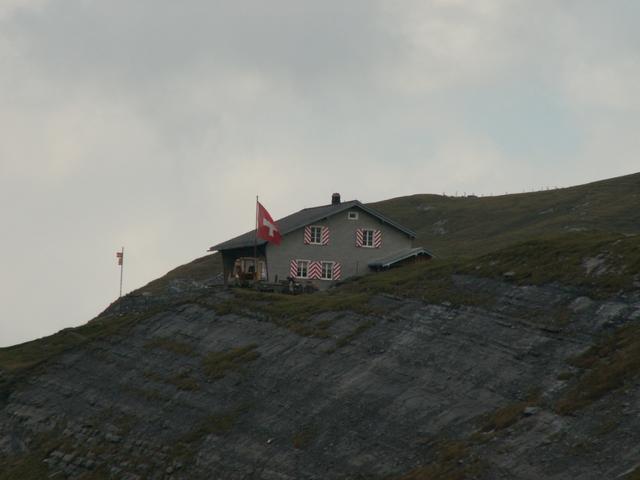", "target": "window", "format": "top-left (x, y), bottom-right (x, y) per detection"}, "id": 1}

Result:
top-left (347, 211), bottom-right (358, 220)
top-left (362, 229), bottom-right (375, 247)
top-left (296, 260), bottom-right (309, 278)
top-left (321, 261), bottom-right (334, 280)
top-left (309, 226), bottom-right (322, 244)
